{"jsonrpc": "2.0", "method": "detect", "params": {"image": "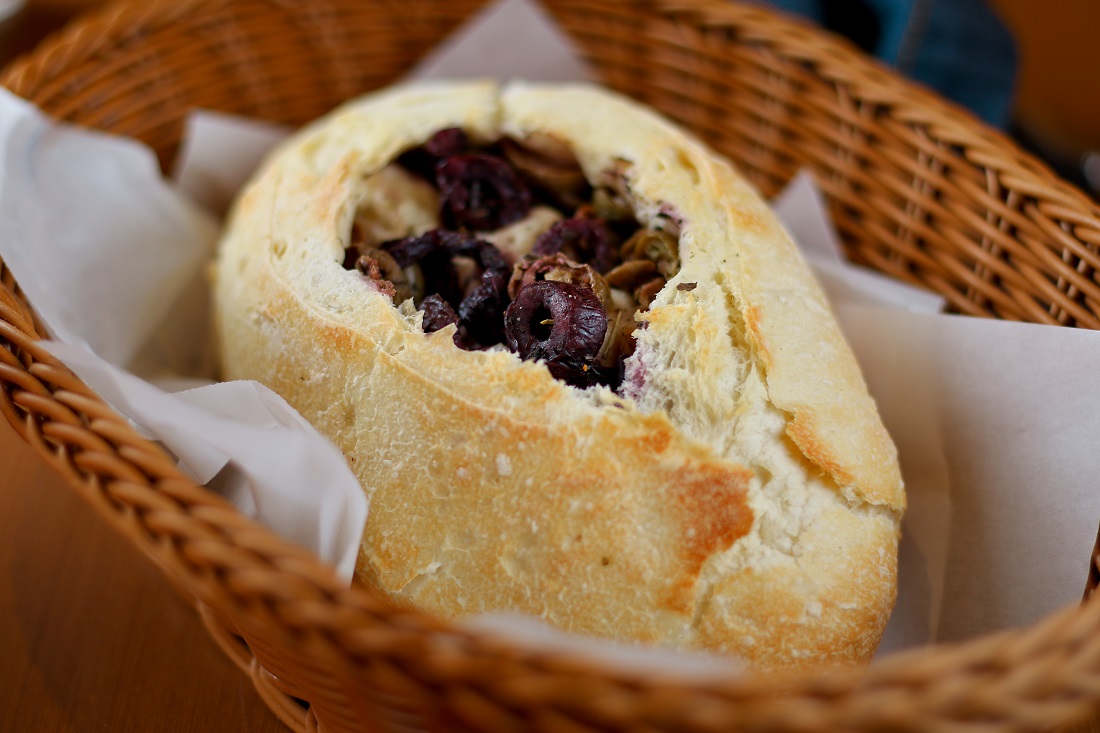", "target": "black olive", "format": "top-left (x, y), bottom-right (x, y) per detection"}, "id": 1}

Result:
top-left (532, 218), bottom-right (616, 273)
top-left (419, 294), bottom-right (459, 333)
top-left (504, 281), bottom-right (607, 365)
top-left (436, 154), bottom-right (531, 230)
